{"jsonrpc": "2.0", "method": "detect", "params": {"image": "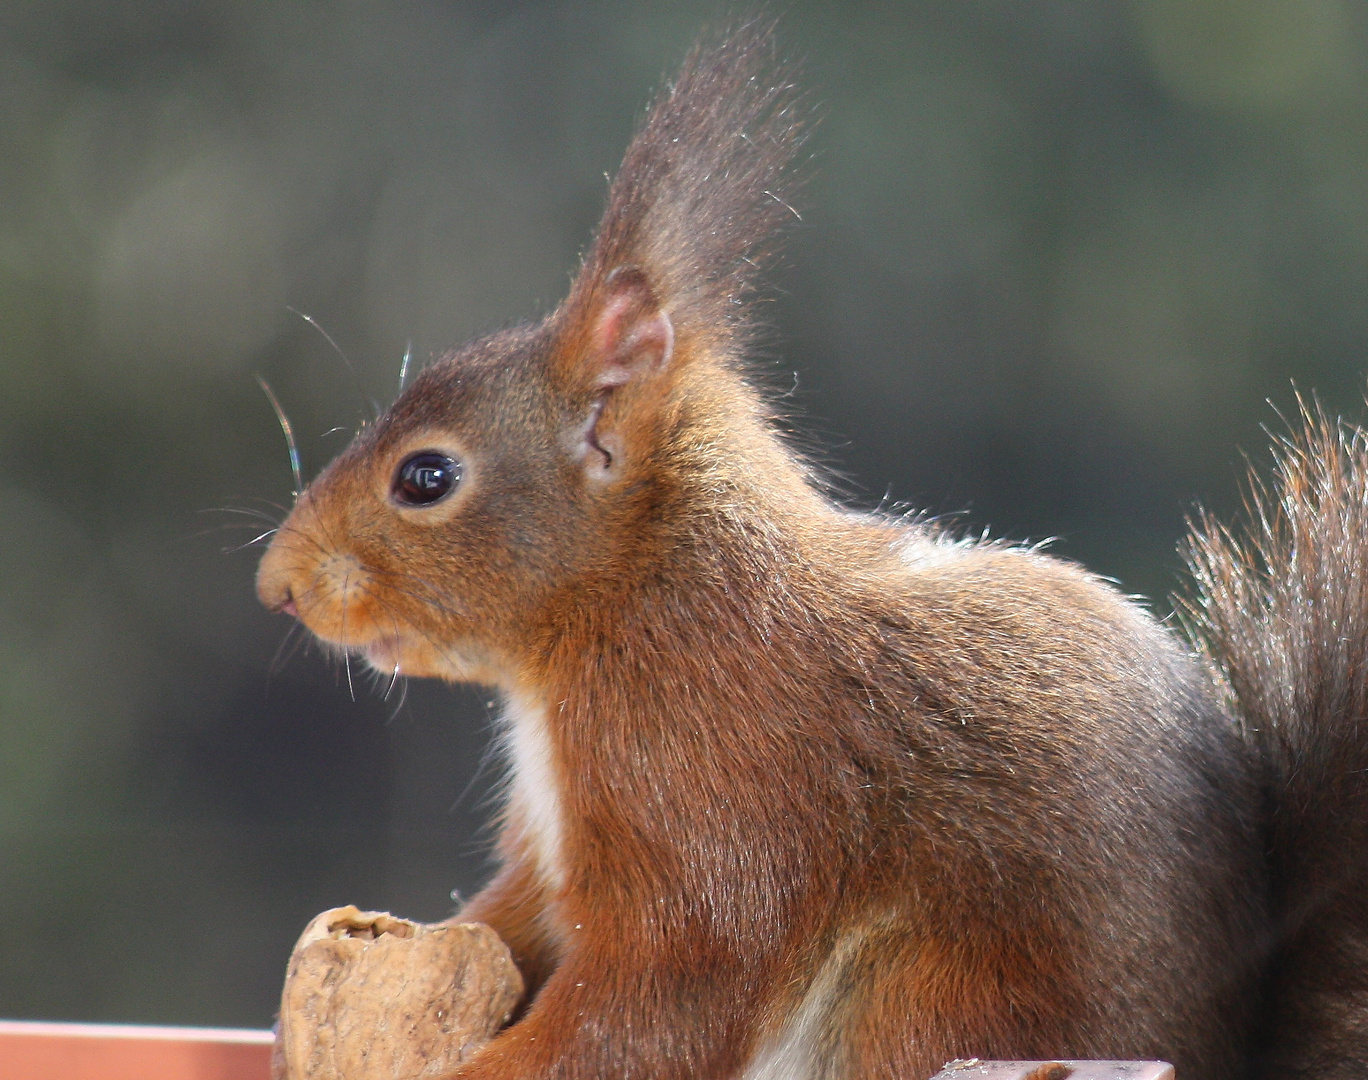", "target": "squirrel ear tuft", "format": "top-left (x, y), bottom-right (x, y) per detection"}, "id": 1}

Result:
top-left (578, 266), bottom-right (674, 390)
